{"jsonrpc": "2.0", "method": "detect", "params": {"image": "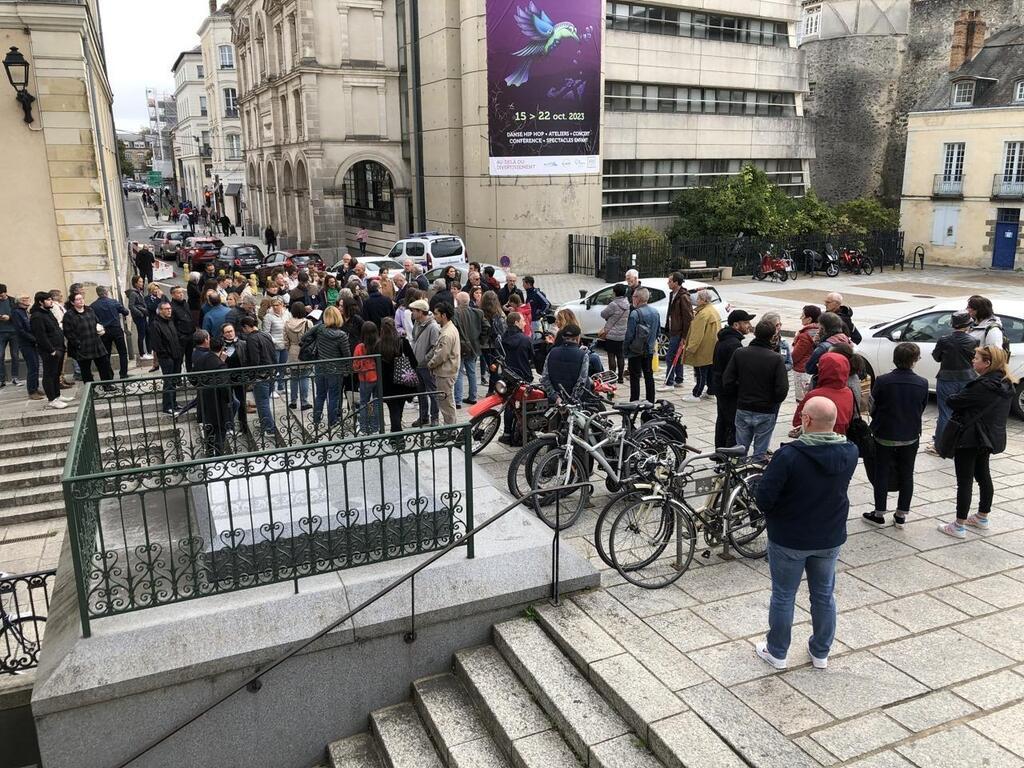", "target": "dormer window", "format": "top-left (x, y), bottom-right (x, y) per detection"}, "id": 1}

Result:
top-left (952, 80), bottom-right (975, 107)
top-left (1015, 80), bottom-right (1024, 103)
